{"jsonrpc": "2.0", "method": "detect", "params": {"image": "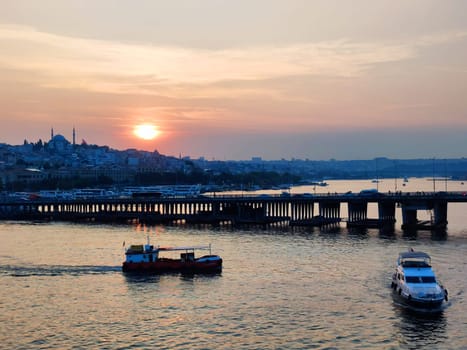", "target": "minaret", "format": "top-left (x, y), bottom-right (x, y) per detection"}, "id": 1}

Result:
top-left (73, 126), bottom-right (76, 146)
top-left (51, 127), bottom-right (54, 140)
